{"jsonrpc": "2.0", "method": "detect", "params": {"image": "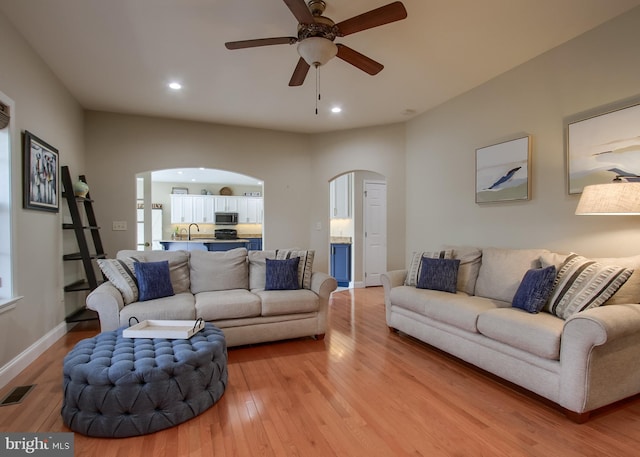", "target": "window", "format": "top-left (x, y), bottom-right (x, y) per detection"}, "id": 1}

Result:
top-left (0, 91), bottom-right (19, 311)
